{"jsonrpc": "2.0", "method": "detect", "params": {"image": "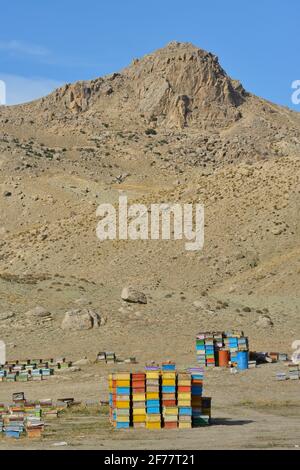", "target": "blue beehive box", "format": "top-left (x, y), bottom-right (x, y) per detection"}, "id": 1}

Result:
top-left (162, 386), bottom-right (176, 393)
top-left (116, 387), bottom-right (130, 395)
top-left (179, 407), bottom-right (192, 416)
top-left (162, 363), bottom-right (176, 371)
top-left (147, 406), bottom-right (160, 414)
top-left (146, 399), bottom-right (160, 407)
top-left (116, 422), bottom-right (130, 429)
